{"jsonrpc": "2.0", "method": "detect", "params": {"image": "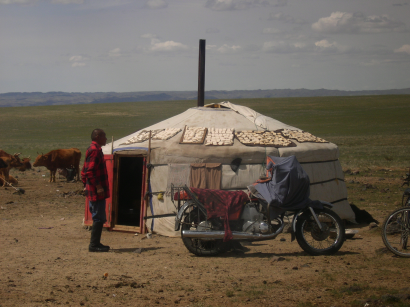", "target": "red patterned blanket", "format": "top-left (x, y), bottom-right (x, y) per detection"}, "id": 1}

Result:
top-left (190, 188), bottom-right (248, 242)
